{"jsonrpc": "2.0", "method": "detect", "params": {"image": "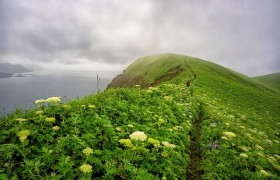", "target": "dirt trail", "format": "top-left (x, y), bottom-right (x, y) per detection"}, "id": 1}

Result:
top-left (186, 107), bottom-right (204, 180)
